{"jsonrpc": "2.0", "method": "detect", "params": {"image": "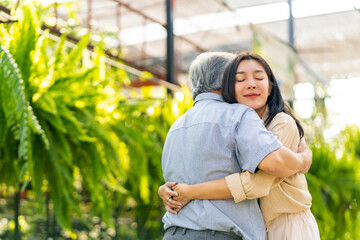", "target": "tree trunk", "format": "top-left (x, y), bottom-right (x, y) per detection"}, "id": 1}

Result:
top-left (14, 190), bottom-right (21, 240)
top-left (113, 204), bottom-right (121, 240)
top-left (52, 213), bottom-right (57, 240)
top-left (46, 193), bottom-right (50, 239)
